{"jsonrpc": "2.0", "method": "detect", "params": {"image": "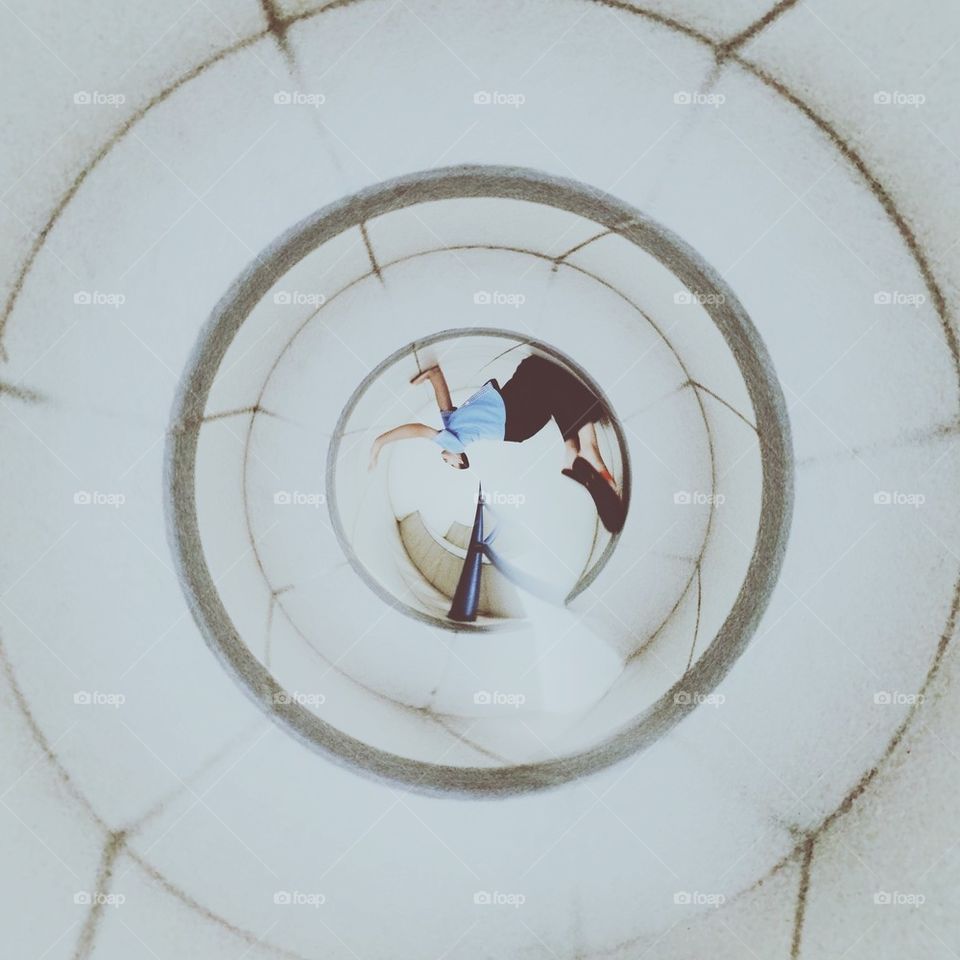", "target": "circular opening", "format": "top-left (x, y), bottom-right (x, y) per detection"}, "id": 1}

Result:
top-left (327, 329), bottom-right (631, 630)
top-left (165, 164), bottom-right (793, 796)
